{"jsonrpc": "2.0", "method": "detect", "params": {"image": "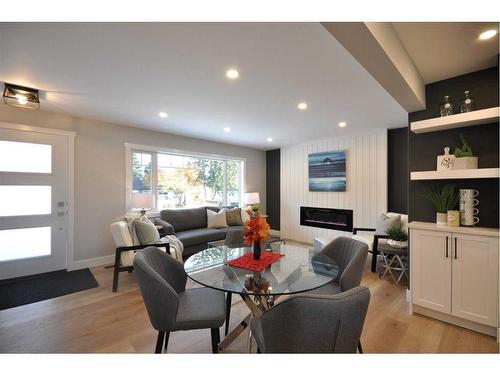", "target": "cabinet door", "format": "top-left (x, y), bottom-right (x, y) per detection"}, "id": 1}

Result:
top-left (451, 234), bottom-right (499, 327)
top-left (411, 229), bottom-right (452, 314)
